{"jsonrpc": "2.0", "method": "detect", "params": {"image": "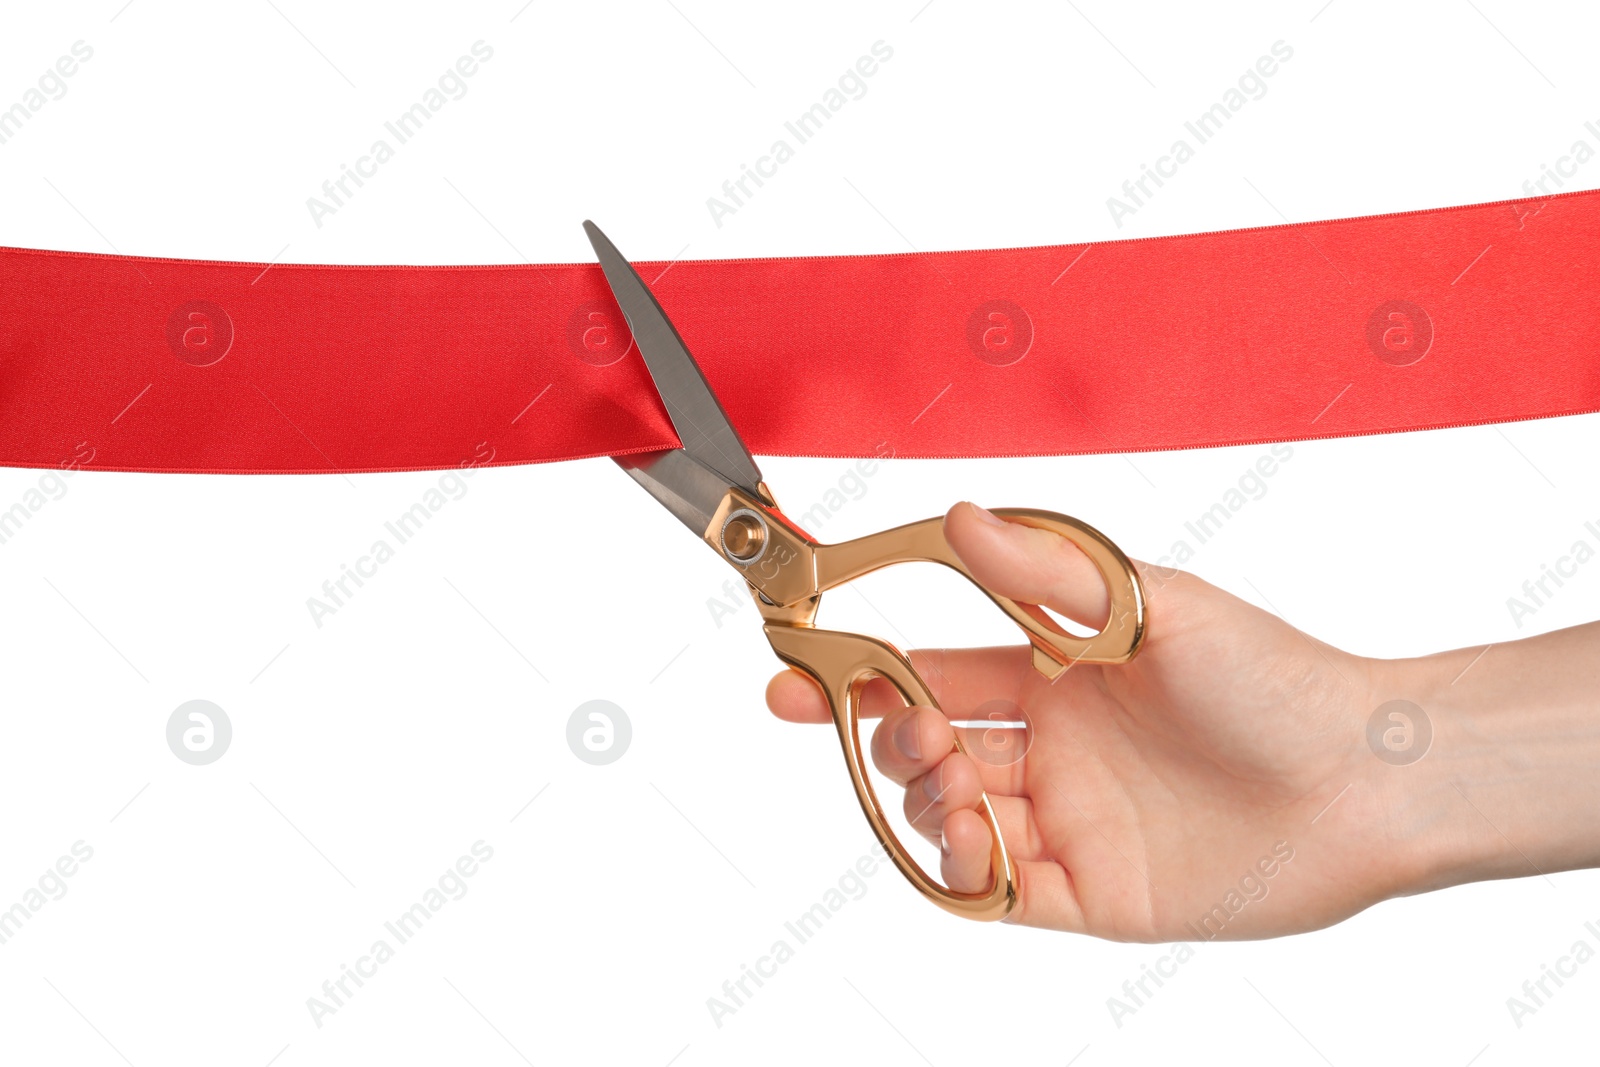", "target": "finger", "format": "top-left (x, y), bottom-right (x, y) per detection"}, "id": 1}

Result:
top-left (938, 802), bottom-right (1058, 900)
top-left (765, 667), bottom-right (831, 724)
top-left (921, 838), bottom-right (1097, 934)
top-left (912, 790), bottom-right (1047, 860)
top-left (1003, 859), bottom-right (1088, 934)
top-left (773, 679), bottom-right (1029, 797)
top-left (763, 666), bottom-right (916, 725)
top-left (944, 500), bottom-right (1123, 630)
top-left (901, 751), bottom-right (983, 836)
top-left (870, 706), bottom-right (955, 786)
top-left (873, 706), bottom-right (1031, 799)
top-left (764, 645), bottom-right (1033, 726)
top-left (987, 795), bottom-right (1048, 861)
top-left (898, 769), bottom-right (1049, 884)
top-left (940, 808), bottom-right (993, 894)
